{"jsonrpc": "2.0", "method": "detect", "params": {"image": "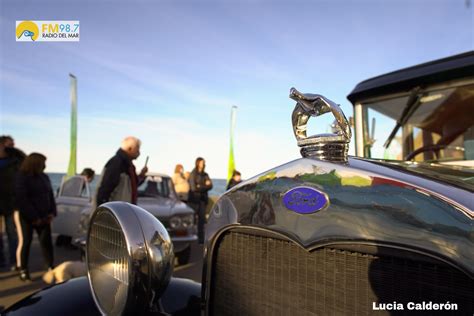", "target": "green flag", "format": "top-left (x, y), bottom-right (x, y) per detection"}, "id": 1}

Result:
top-left (227, 106), bottom-right (237, 184)
top-left (67, 74), bottom-right (77, 177)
